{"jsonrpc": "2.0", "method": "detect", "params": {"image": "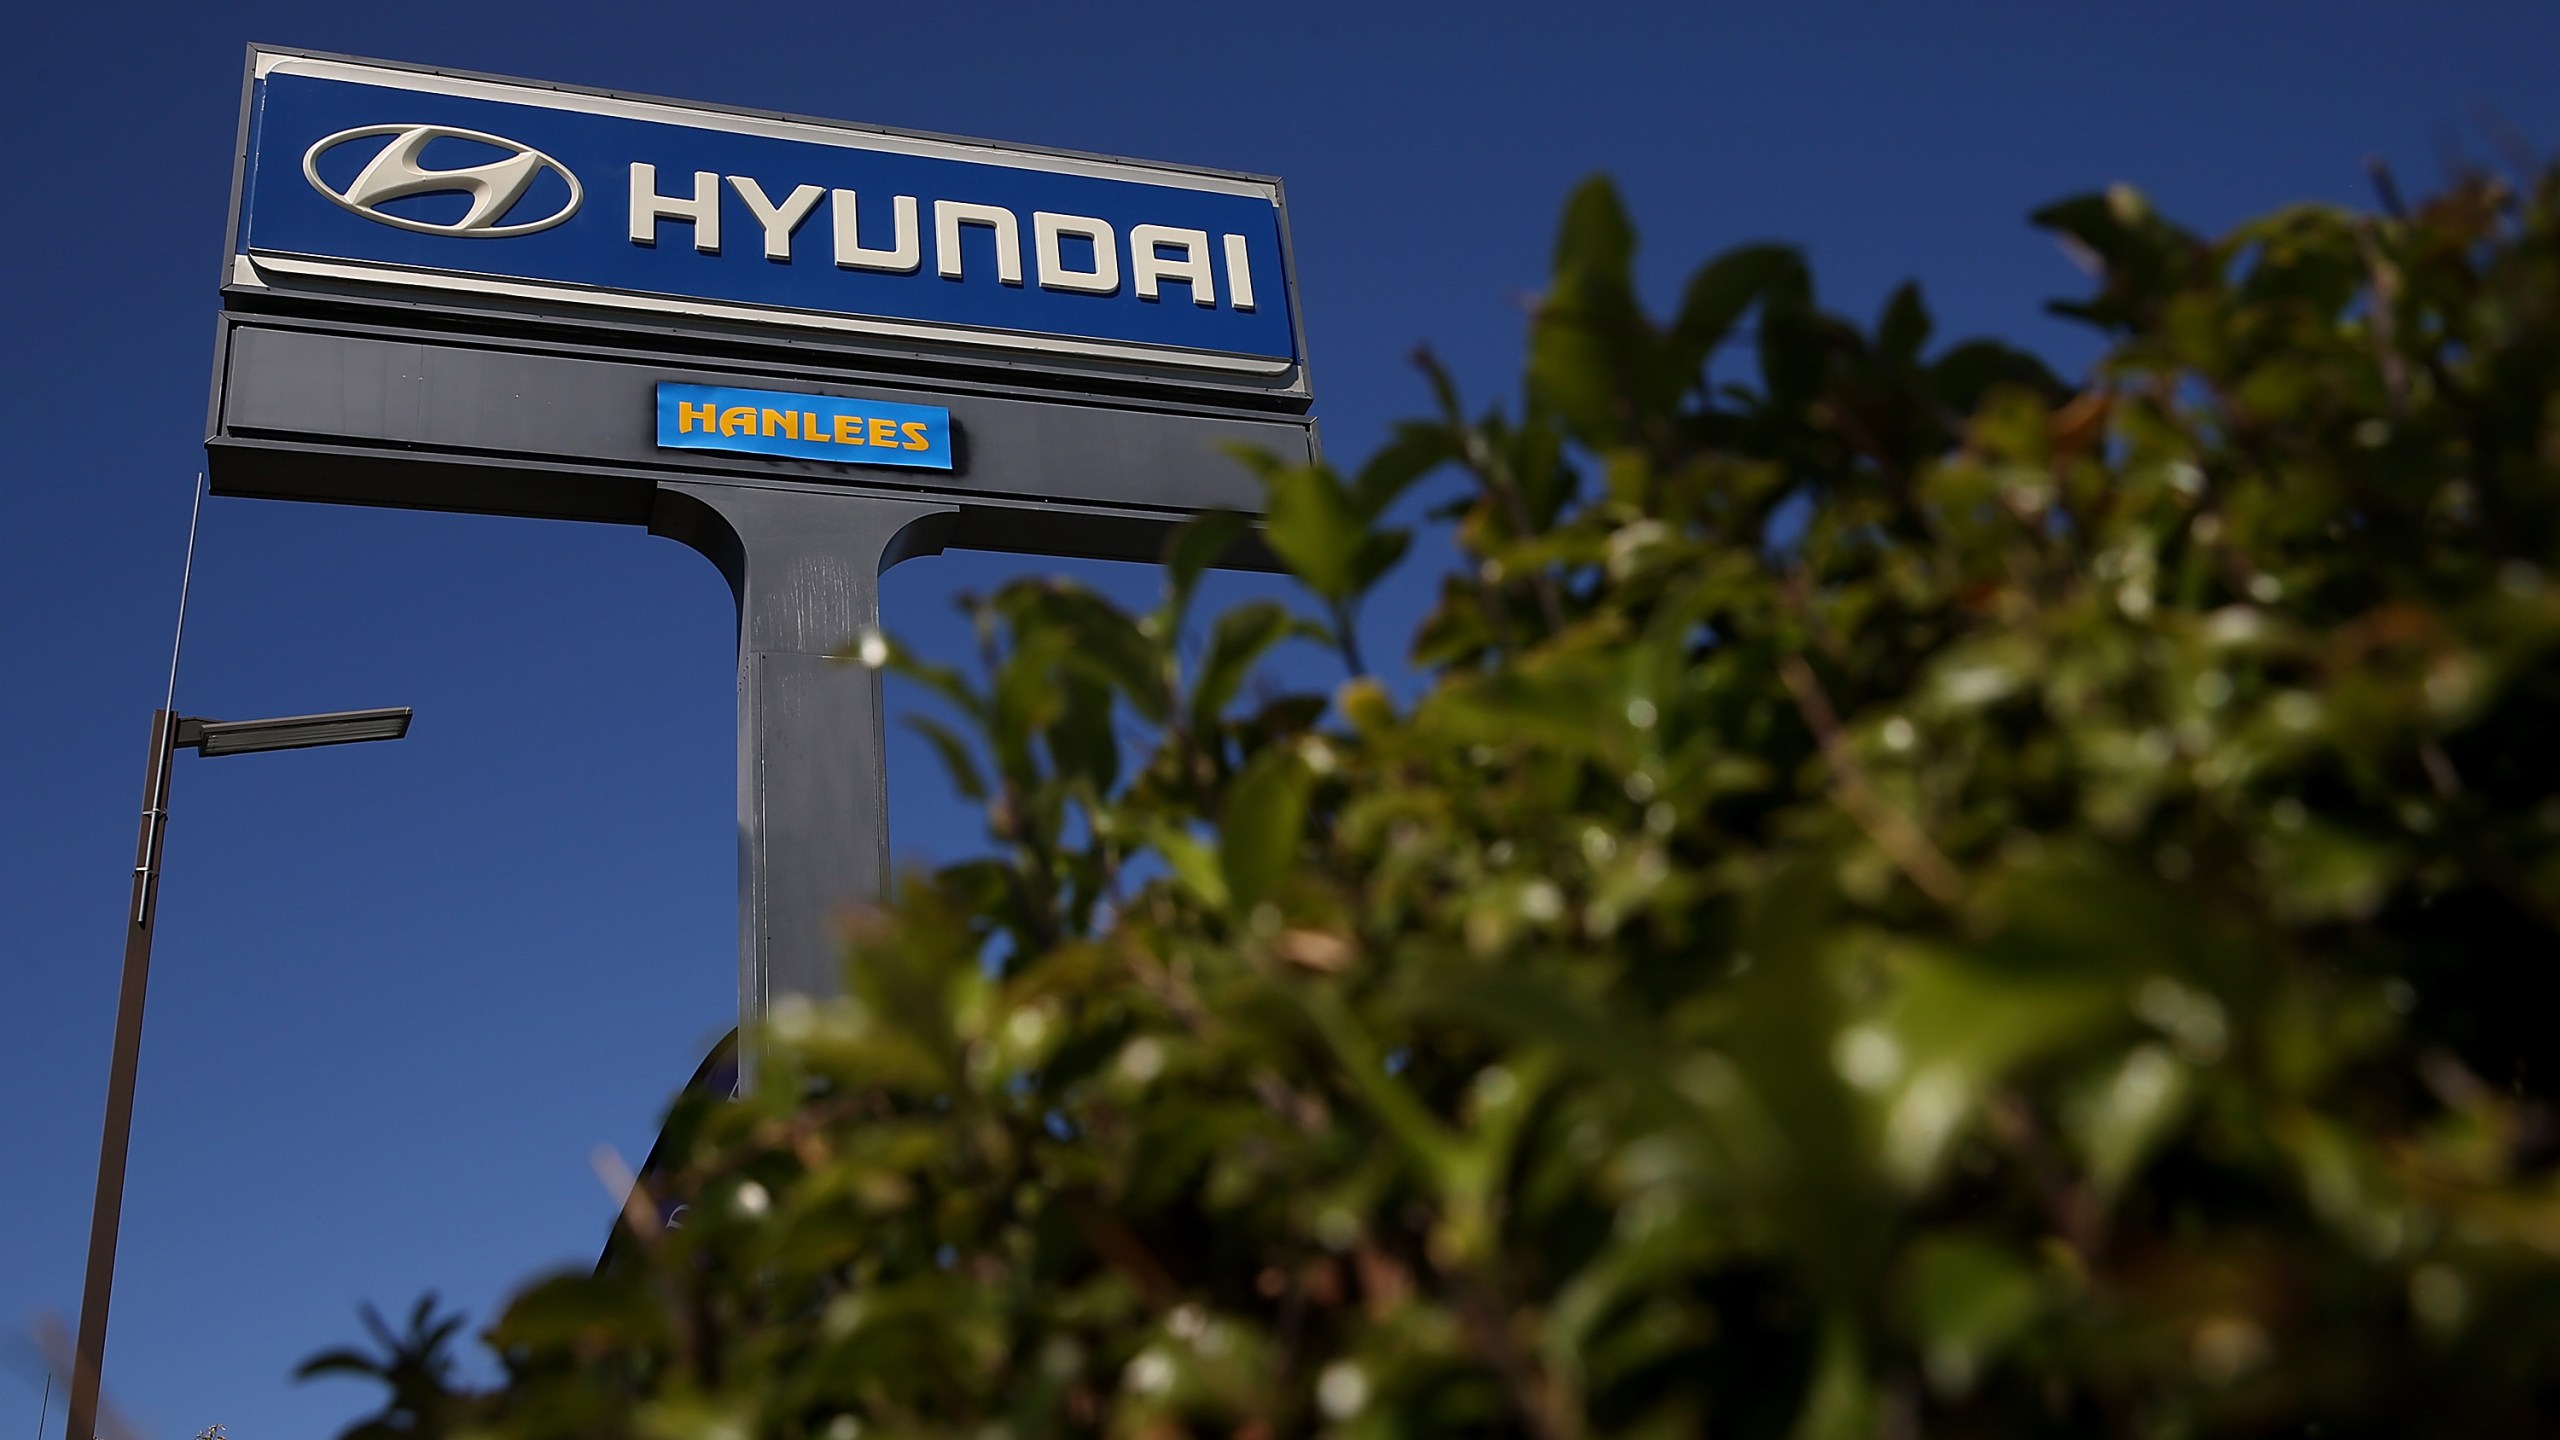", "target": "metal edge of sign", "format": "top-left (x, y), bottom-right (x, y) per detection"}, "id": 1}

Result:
top-left (231, 253), bottom-right (1298, 377)
top-left (252, 50), bottom-right (1280, 200)
top-left (246, 46), bottom-right (1290, 197)
top-left (1264, 174), bottom-right (1316, 413)
top-left (217, 50), bottom-right (263, 336)
top-left (225, 45), bottom-right (1314, 399)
